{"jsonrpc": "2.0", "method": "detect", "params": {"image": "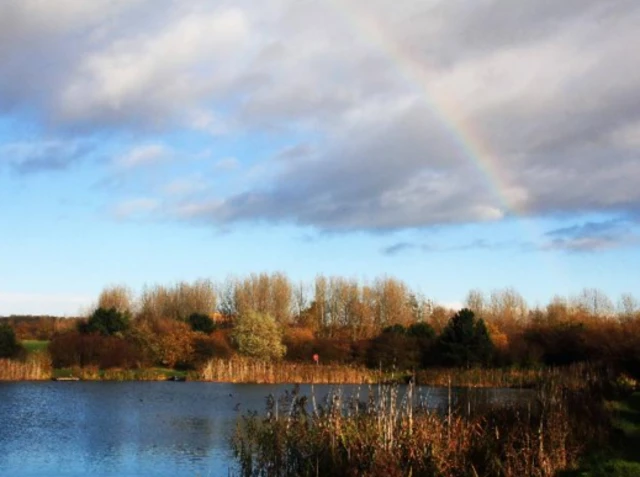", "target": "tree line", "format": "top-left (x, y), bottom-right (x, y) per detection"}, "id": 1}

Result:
top-left (1, 274), bottom-right (639, 378)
